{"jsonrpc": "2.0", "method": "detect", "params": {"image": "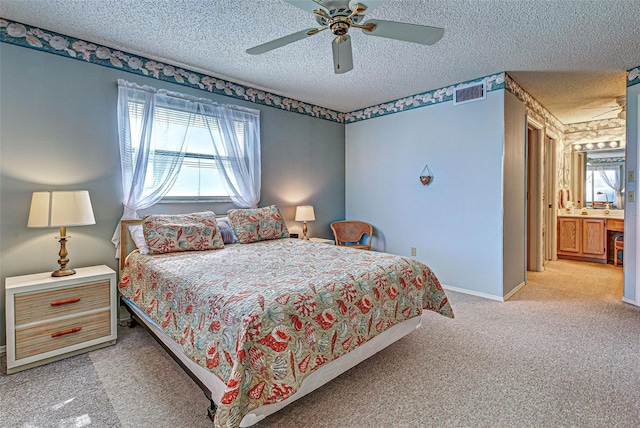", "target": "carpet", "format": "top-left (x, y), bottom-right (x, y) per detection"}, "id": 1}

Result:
top-left (1, 259), bottom-right (638, 427)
